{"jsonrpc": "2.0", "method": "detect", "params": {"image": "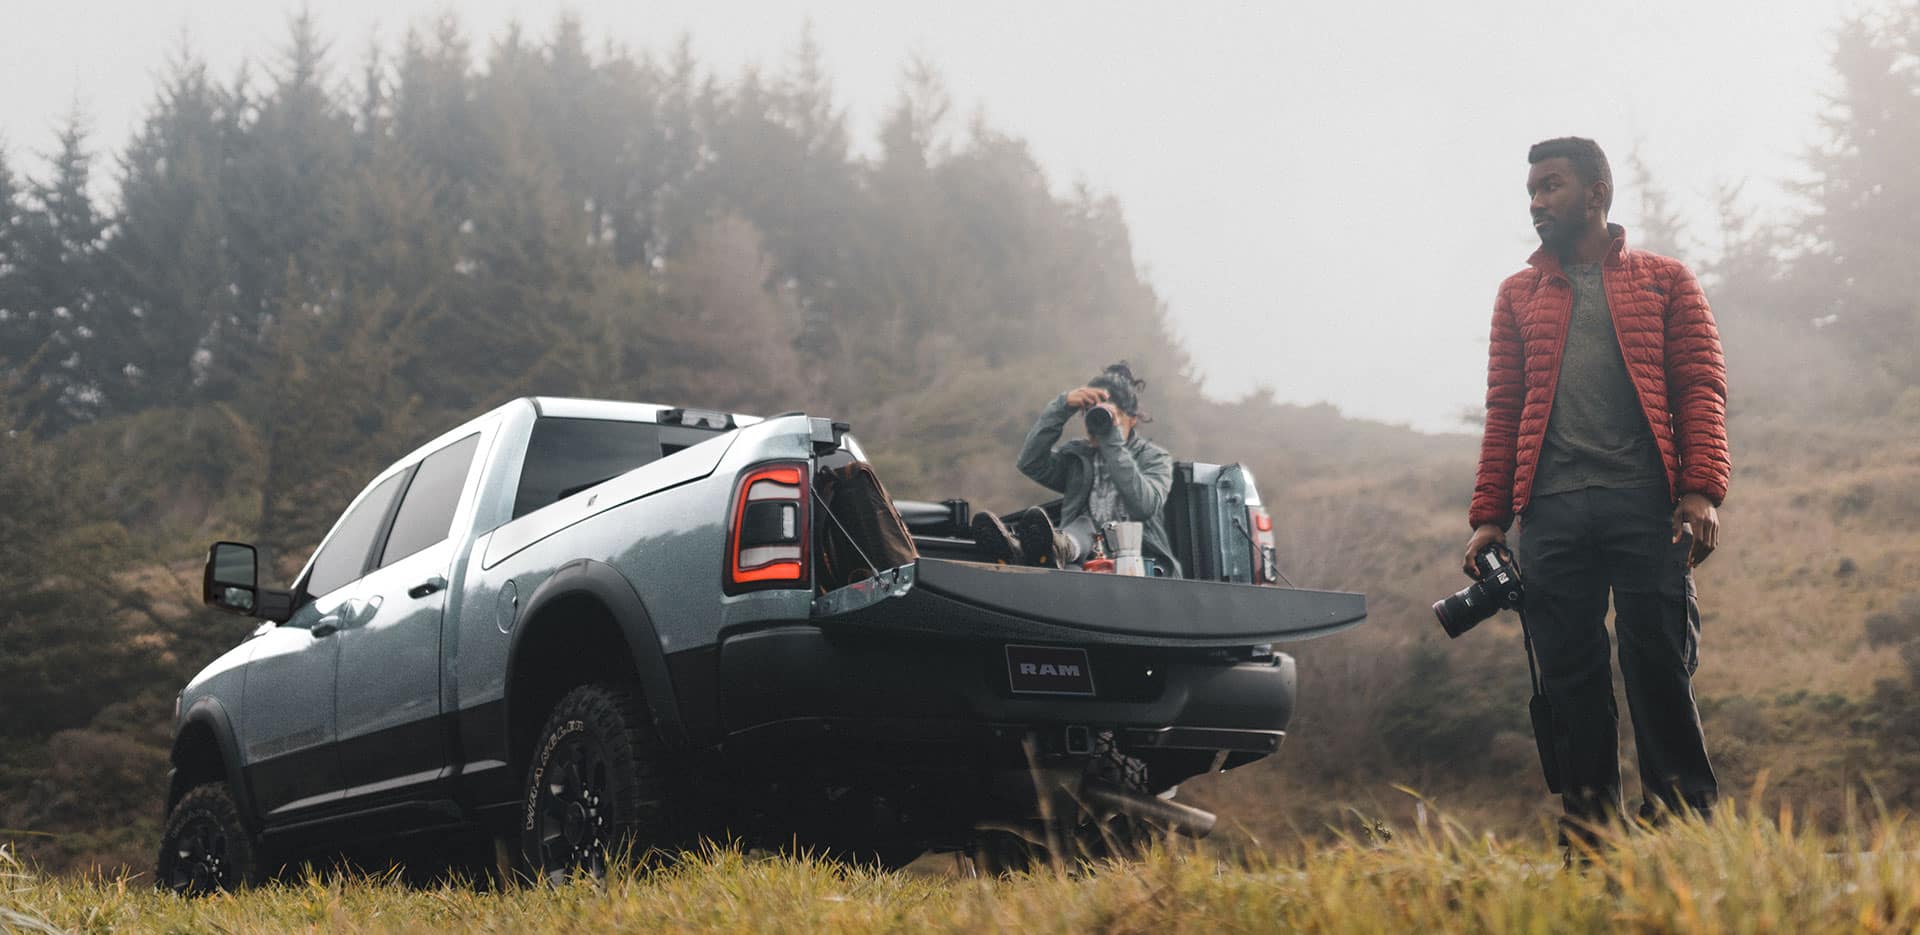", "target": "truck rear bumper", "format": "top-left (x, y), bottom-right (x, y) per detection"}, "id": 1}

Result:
top-left (715, 623), bottom-right (1294, 765)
